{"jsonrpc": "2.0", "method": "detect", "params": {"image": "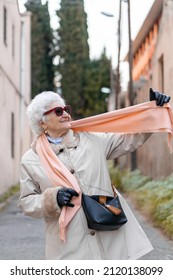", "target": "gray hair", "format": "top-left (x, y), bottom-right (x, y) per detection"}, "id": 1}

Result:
top-left (27, 91), bottom-right (66, 136)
